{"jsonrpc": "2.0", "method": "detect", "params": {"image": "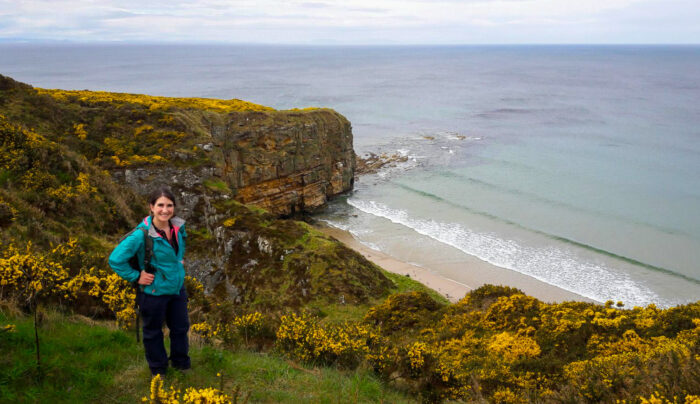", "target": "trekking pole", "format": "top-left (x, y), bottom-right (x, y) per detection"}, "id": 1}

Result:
top-left (134, 284), bottom-right (141, 343)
